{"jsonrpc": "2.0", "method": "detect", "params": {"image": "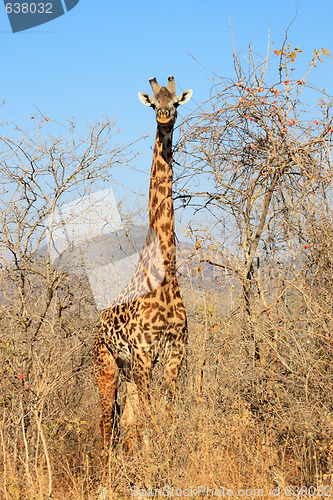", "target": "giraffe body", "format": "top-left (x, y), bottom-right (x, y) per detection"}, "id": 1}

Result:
top-left (93, 76), bottom-right (192, 450)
